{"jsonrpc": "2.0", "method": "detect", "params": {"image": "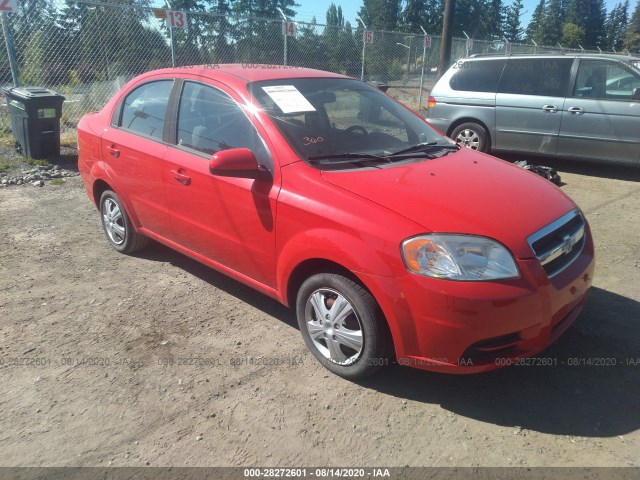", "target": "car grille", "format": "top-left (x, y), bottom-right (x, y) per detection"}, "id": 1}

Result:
top-left (527, 209), bottom-right (586, 278)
